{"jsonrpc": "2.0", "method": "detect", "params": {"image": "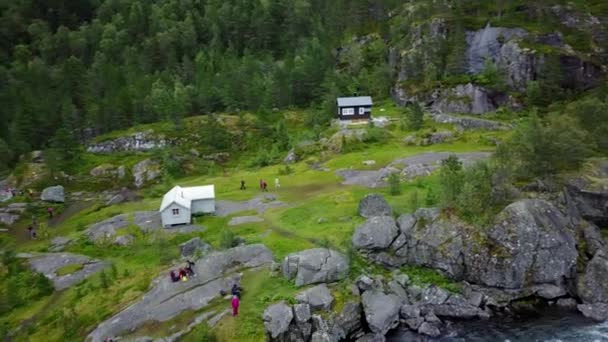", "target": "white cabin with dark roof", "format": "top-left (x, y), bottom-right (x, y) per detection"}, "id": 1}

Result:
top-left (336, 96), bottom-right (373, 120)
top-left (160, 185), bottom-right (215, 227)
